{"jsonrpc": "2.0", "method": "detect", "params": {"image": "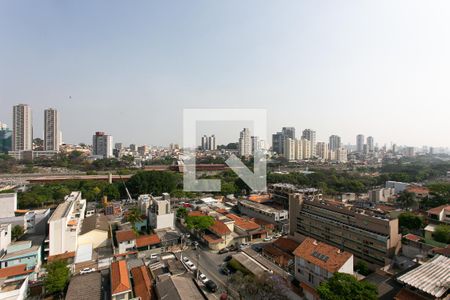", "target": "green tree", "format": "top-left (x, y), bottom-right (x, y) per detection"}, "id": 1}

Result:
top-left (12, 225), bottom-right (24, 240)
top-left (185, 215), bottom-right (215, 234)
top-left (433, 224), bottom-right (450, 243)
top-left (317, 273), bottom-right (378, 300)
top-left (396, 191), bottom-right (416, 209)
top-left (176, 207), bottom-right (188, 219)
top-left (126, 207), bottom-right (143, 233)
top-left (44, 260), bottom-right (71, 296)
top-left (398, 212), bottom-right (423, 230)
top-left (126, 171), bottom-right (180, 196)
top-left (354, 261), bottom-right (370, 276)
